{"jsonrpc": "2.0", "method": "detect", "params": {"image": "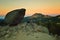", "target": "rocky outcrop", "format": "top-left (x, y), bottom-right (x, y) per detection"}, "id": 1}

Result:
top-left (0, 8), bottom-right (26, 26)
